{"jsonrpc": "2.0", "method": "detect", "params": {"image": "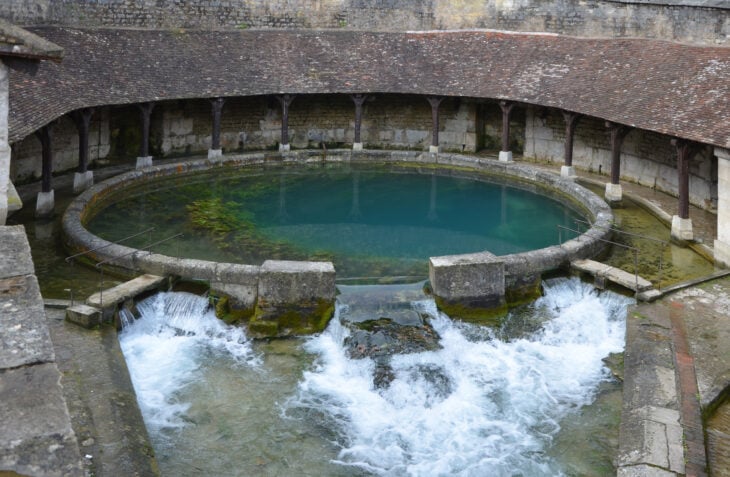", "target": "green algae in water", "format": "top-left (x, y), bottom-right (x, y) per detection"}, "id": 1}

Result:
top-left (87, 163), bottom-right (584, 279)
